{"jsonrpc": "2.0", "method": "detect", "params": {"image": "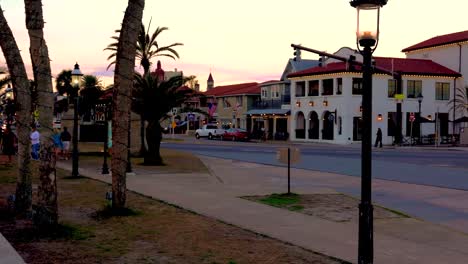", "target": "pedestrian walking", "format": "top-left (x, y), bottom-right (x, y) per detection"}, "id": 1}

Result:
top-left (30, 124), bottom-right (40, 160)
top-left (52, 128), bottom-right (63, 159)
top-left (2, 126), bottom-right (16, 165)
top-left (375, 128), bottom-right (383, 148)
top-left (60, 126), bottom-right (72, 160)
